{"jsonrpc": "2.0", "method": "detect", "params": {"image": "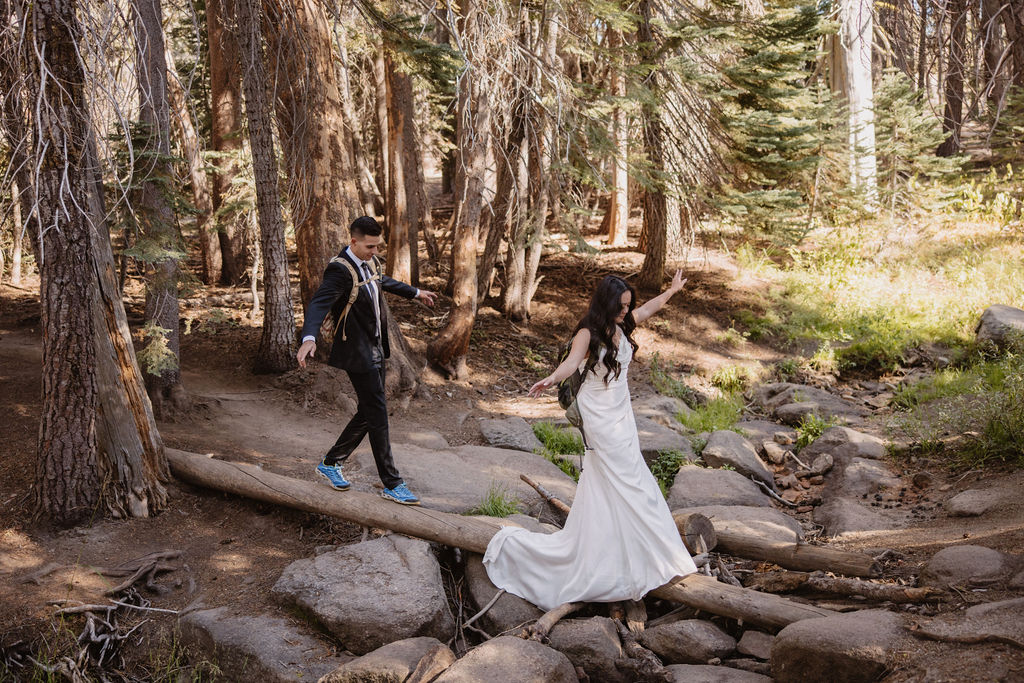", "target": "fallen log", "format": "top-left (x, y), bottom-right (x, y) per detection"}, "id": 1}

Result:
top-left (166, 448), bottom-right (836, 630)
top-left (672, 512), bottom-right (880, 578)
top-left (745, 570), bottom-right (943, 603)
